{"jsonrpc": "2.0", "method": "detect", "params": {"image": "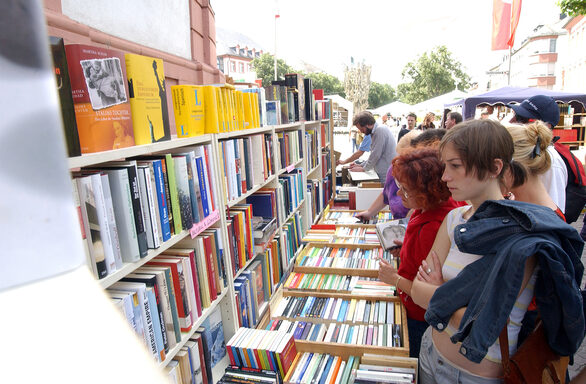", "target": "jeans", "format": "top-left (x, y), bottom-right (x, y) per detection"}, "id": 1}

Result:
top-left (419, 328), bottom-right (502, 384)
top-left (407, 317), bottom-right (428, 358)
